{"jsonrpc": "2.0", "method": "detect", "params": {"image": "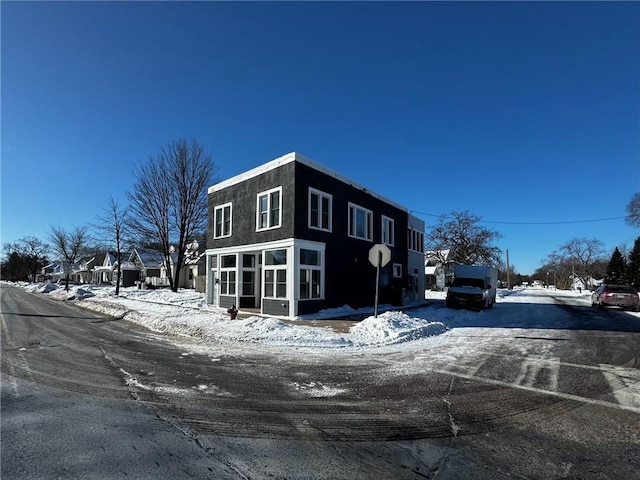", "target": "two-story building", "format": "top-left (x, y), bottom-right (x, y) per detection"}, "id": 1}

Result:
top-left (205, 152), bottom-right (424, 317)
